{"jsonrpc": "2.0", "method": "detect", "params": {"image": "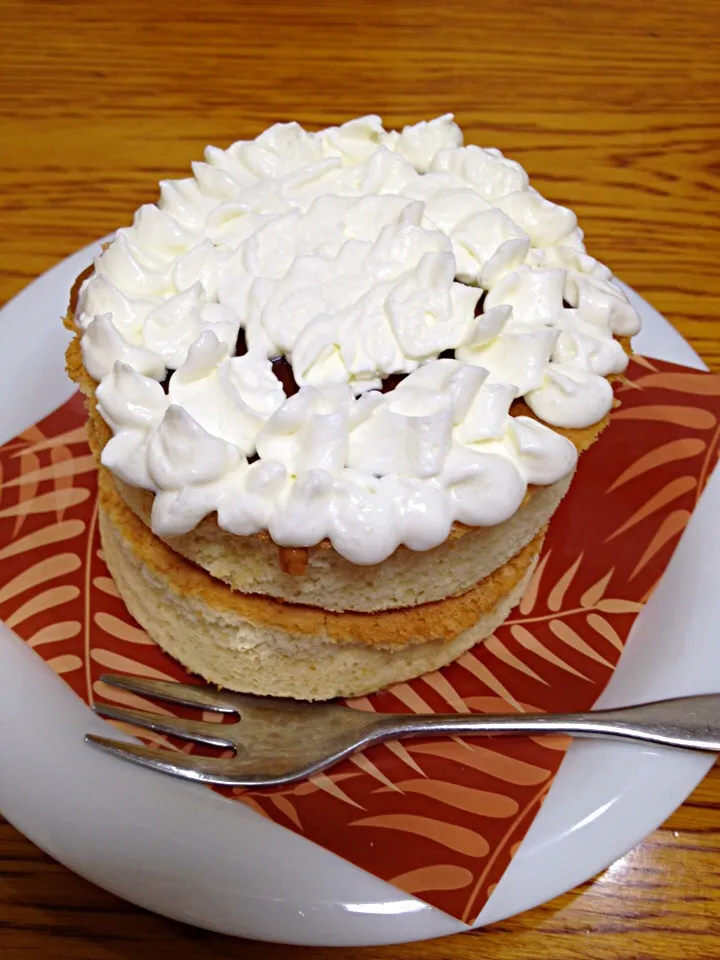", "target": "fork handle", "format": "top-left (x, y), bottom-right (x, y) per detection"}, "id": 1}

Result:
top-left (374, 694), bottom-right (720, 753)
